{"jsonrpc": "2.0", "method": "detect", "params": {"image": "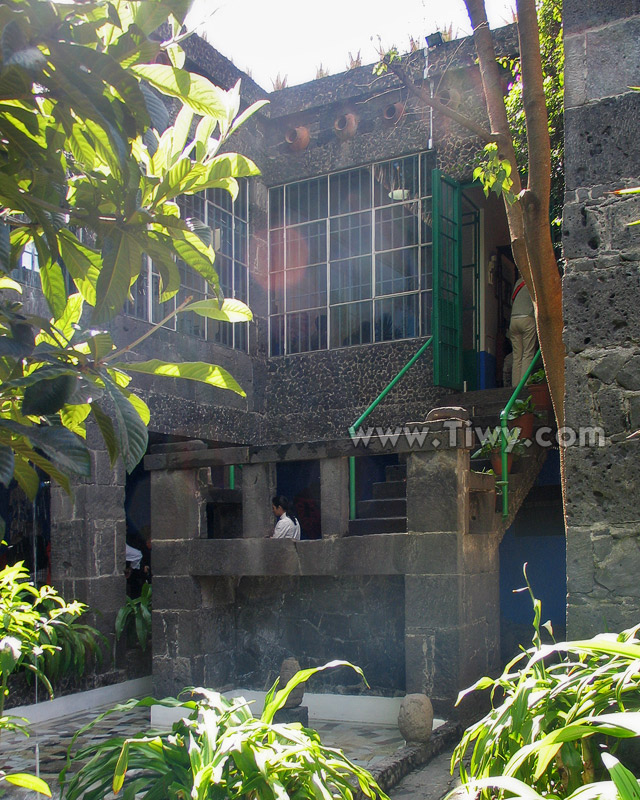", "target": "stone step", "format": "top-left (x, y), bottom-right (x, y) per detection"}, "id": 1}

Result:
top-left (347, 516), bottom-right (407, 536)
top-left (372, 480), bottom-right (407, 500)
top-left (357, 498), bottom-right (407, 518)
top-left (385, 463), bottom-right (407, 481)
